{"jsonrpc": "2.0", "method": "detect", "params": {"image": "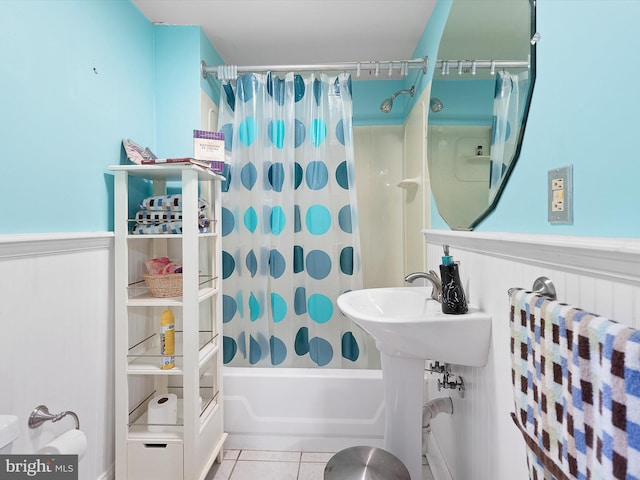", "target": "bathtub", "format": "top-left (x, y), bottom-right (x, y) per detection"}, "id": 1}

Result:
top-left (222, 367), bottom-right (385, 452)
